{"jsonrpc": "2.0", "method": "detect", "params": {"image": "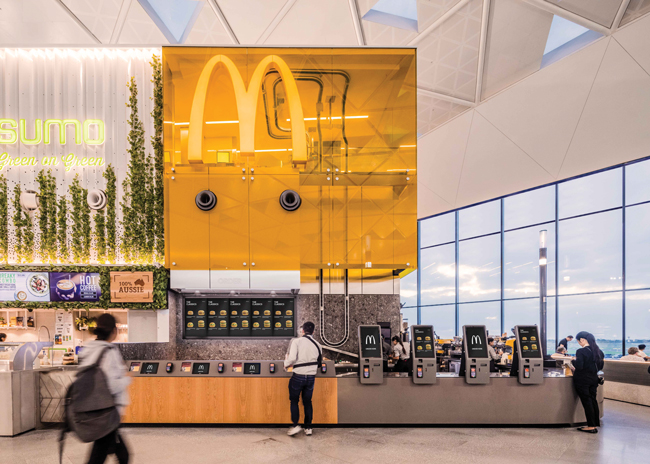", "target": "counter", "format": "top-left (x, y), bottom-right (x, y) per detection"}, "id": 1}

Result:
top-left (602, 359), bottom-right (650, 406)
